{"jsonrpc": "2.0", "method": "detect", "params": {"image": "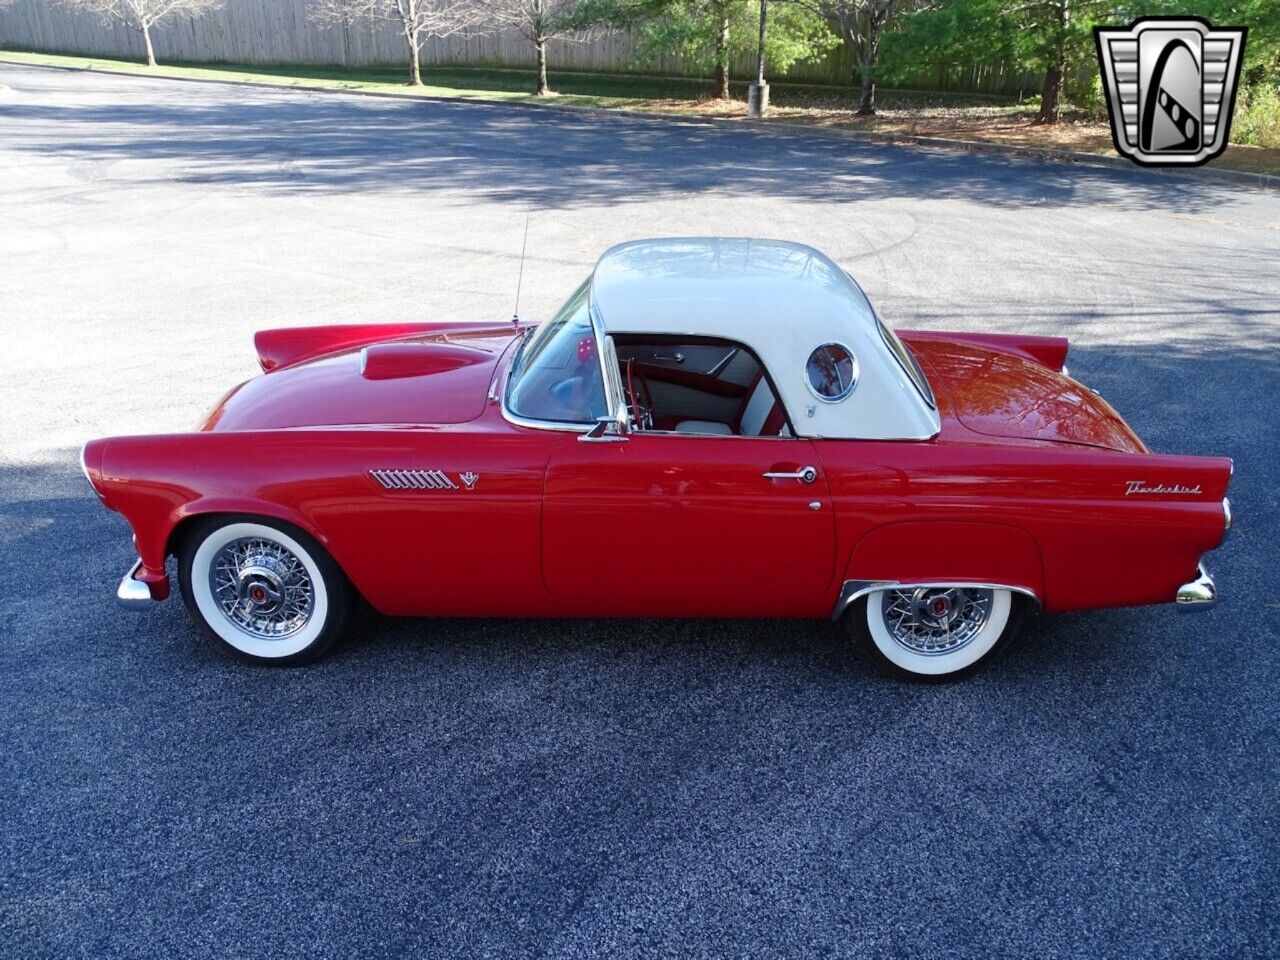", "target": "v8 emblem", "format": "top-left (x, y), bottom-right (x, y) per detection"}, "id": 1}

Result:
top-left (459, 471), bottom-right (480, 489)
